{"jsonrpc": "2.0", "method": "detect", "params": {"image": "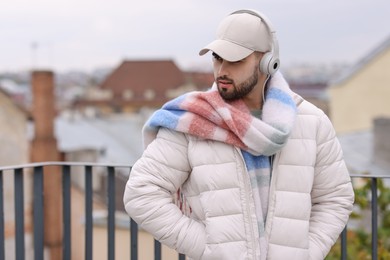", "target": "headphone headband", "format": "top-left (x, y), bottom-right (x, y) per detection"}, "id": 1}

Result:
top-left (230, 9), bottom-right (280, 75)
